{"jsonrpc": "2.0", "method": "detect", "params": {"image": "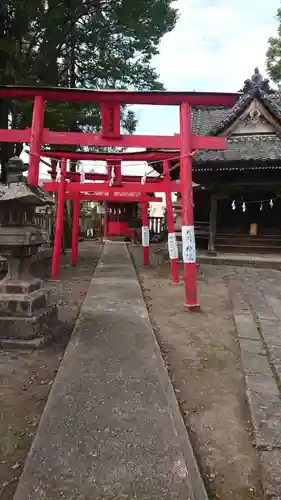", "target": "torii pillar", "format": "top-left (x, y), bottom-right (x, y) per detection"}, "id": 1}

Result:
top-left (180, 102), bottom-right (199, 309)
top-left (28, 96), bottom-right (45, 186)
